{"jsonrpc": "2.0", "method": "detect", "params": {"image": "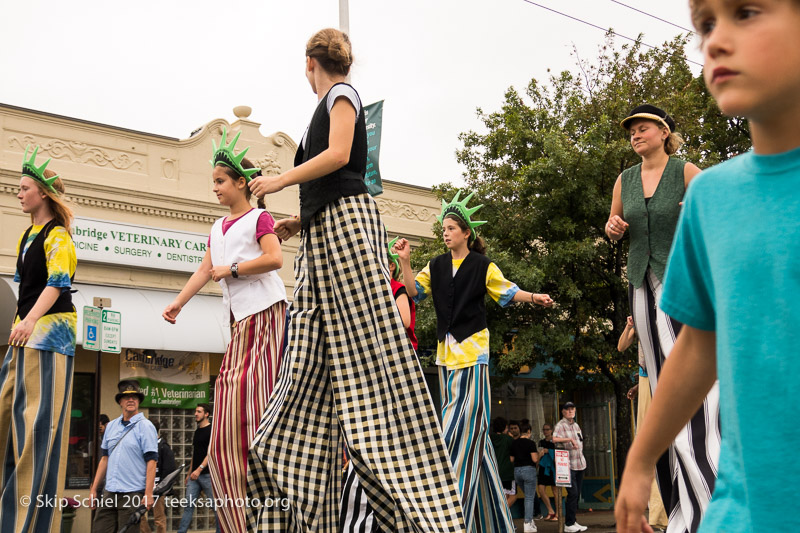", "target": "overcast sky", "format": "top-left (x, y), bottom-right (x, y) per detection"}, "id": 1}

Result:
top-left (0, 0), bottom-right (701, 189)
